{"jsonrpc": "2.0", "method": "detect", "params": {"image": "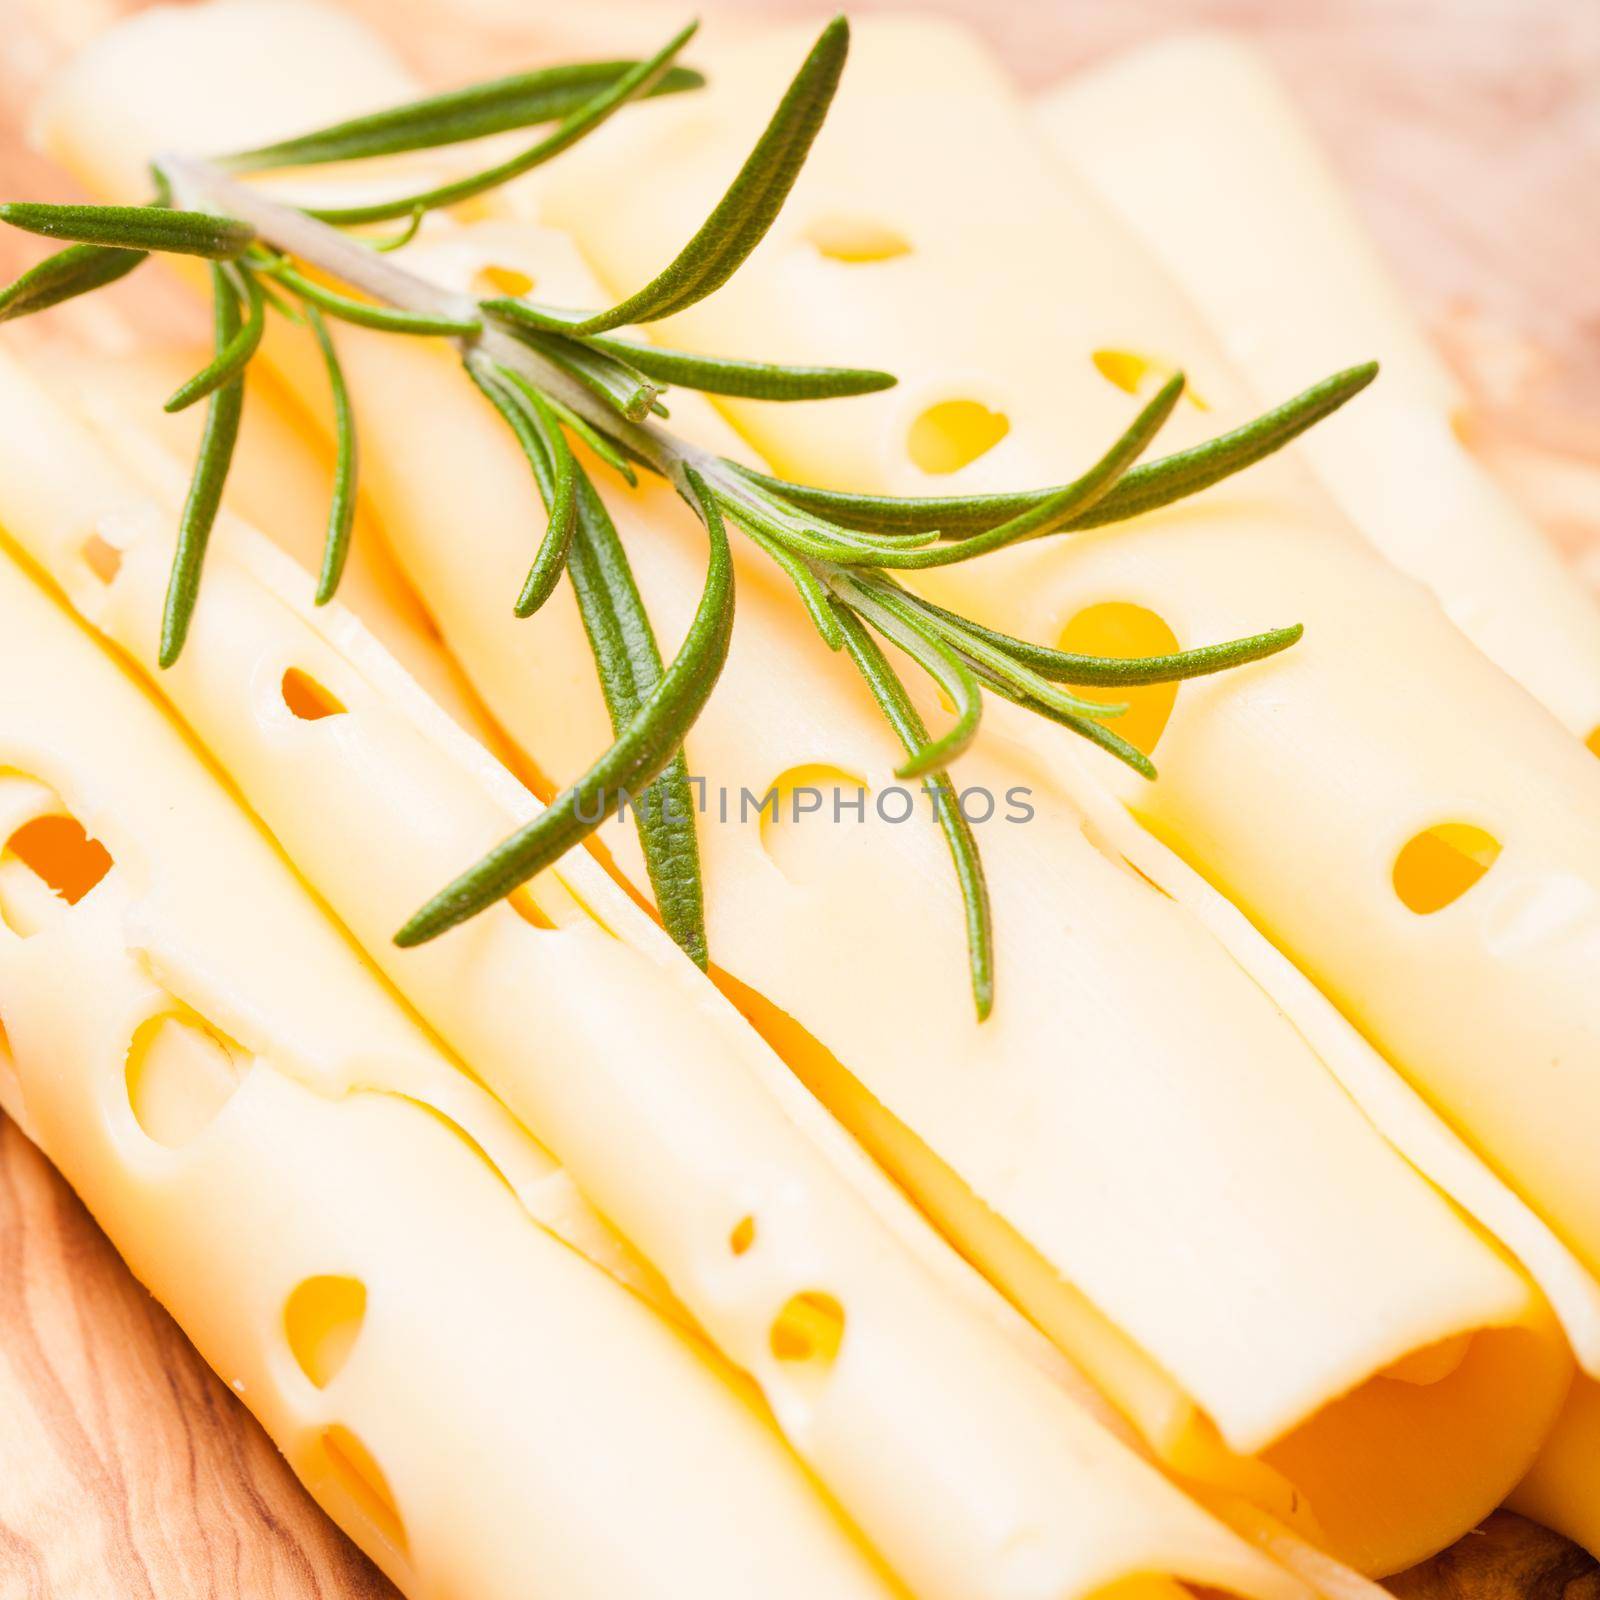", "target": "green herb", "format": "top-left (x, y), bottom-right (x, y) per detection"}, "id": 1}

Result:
top-left (164, 264), bottom-right (266, 412)
top-left (0, 242), bottom-right (145, 324)
top-left (222, 59), bottom-right (705, 172)
top-left (159, 263), bottom-right (246, 667)
top-left (305, 305), bottom-right (359, 605)
top-left (0, 16), bottom-right (1375, 1012)
top-left (0, 201), bottom-right (253, 258)
top-left (396, 465), bottom-right (734, 948)
top-left (302, 24), bottom-right (699, 227)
